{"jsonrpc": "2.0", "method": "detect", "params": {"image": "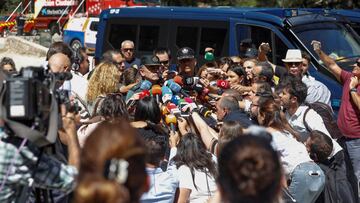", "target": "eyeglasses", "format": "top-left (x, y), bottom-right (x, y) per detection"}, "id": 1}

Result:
top-left (146, 65), bottom-right (160, 72)
top-left (123, 48), bottom-right (134, 52)
top-left (286, 62), bottom-right (301, 66)
top-left (160, 60), bottom-right (169, 65)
